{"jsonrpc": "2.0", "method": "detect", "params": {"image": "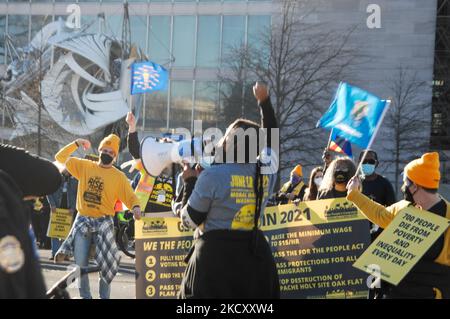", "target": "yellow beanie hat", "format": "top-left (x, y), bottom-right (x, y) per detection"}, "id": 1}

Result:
top-left (291, 164), bottom-right (303, 177)
top-left (99, 134), bottom-right (120, 156)
top-left (404, 152), bottom-right (440, 189)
